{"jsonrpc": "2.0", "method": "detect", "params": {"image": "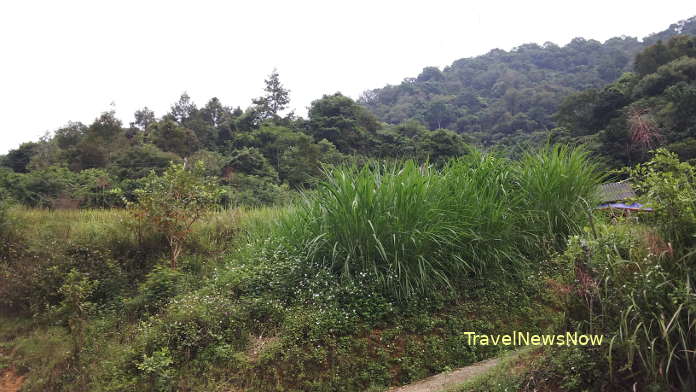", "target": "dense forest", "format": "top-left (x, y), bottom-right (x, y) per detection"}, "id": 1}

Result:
top-left (0, 72), bottom-right (470, 208)
top-left (557, 34), bottom-right (696, 166)
top-left (359, 16), bottom-right (696, 146)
